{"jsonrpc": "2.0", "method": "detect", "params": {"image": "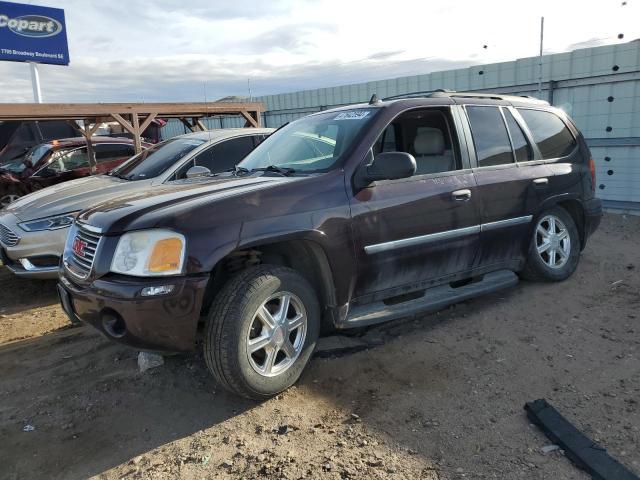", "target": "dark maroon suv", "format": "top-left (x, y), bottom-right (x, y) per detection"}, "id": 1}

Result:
top-left (58, 91), bottom-right (602, 399)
